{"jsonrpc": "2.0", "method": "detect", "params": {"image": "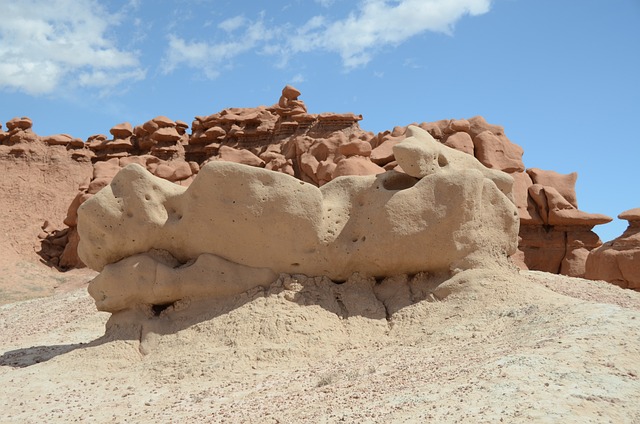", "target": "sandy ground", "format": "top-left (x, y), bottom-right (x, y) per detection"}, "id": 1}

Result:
top-left (2, 123), bottom-right (639, 423)
top-left (1, 266), bottom-right (639, 423)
